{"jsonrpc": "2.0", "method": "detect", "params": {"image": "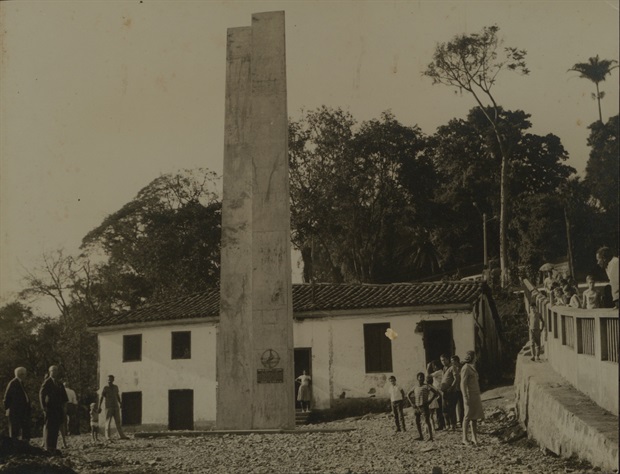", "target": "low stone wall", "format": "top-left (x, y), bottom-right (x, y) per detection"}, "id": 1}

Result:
top-left (515, 351), bottom-right (618, 471)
